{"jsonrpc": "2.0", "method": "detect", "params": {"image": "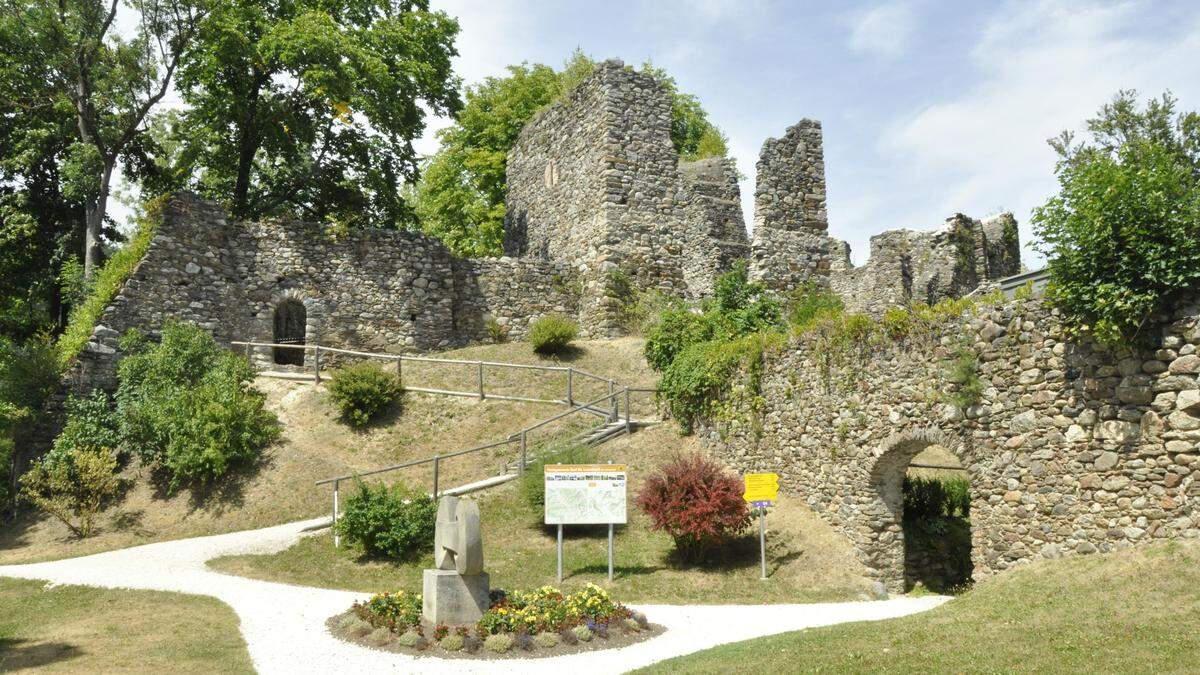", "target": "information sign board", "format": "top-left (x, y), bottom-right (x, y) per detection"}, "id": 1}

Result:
top-left (544, 464), bottom-right (627, 525)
